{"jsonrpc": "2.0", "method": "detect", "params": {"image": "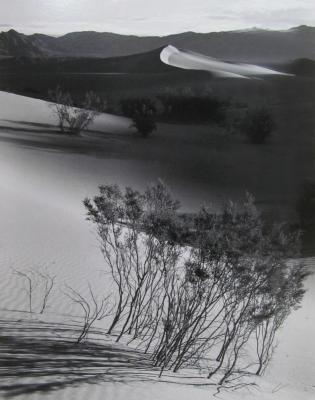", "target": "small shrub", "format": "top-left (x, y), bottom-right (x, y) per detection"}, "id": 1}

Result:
top-left (49, 86), bottom-right (105, 135)
top-left (120, 97), bottom-right (157, 137)
top-left (240, 108), bottom-right (276, 144)
top-left (12, 267), bottom-right (56, 314)
top-left (132, 112), bottom-right (156, 138)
